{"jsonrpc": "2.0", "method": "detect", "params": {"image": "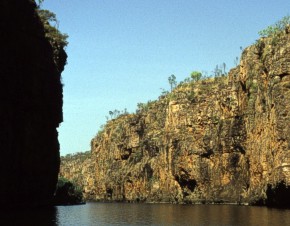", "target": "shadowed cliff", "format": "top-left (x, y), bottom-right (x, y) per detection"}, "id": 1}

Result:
top-left (0, 0), bottom-right (67, 208)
